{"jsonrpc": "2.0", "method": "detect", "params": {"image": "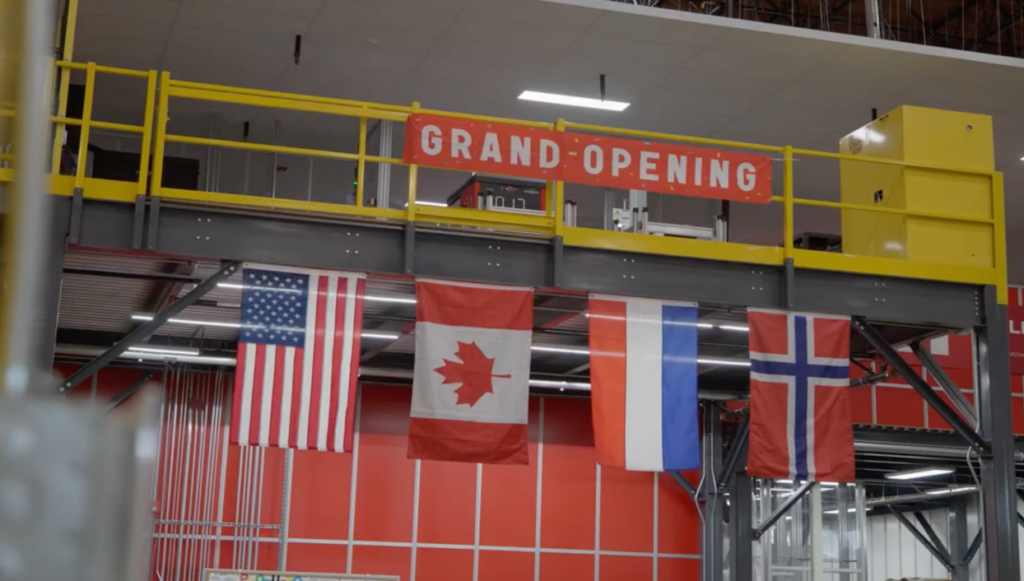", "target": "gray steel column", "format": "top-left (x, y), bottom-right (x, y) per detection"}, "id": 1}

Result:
top-left (35, 199), bottom-right (69, 372)
top-left (949, 496), bottom-right (970, 581)
top-left (976, 285), bottom-right (1020, 581)
top-left (729, 474), bottom-right (754, 581)
top-left (702, 405), bottom-right (725, 581)
top-left (865, 0), bottom-right (882, 37)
